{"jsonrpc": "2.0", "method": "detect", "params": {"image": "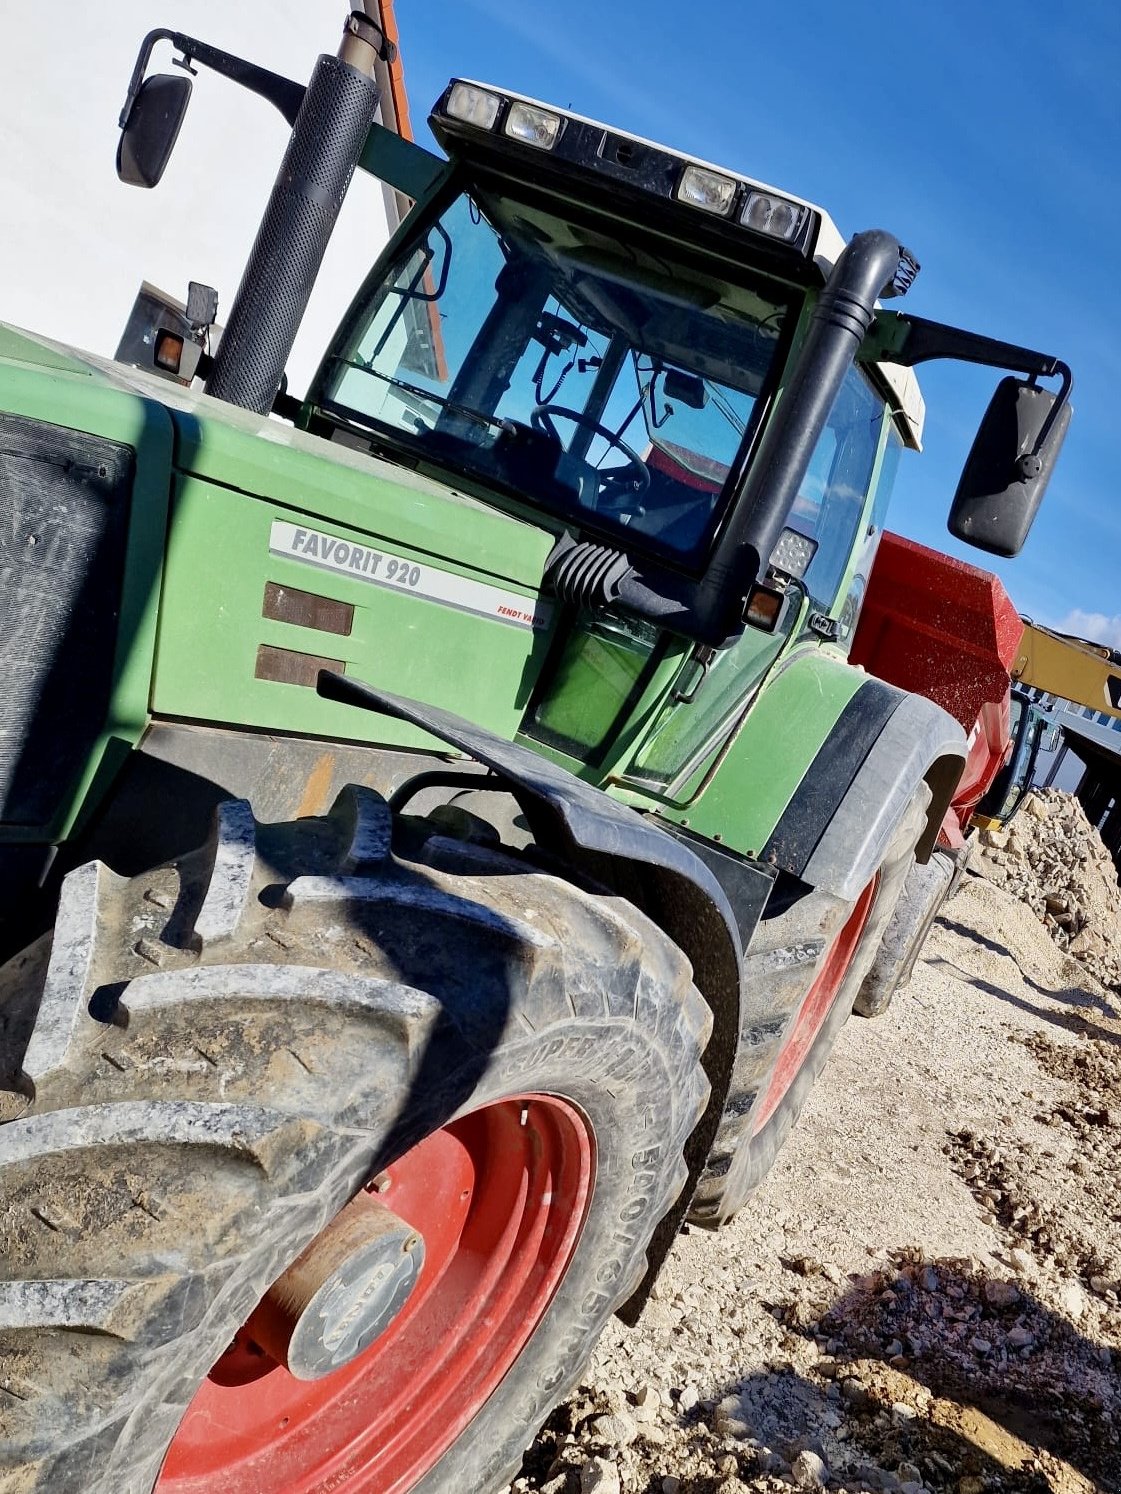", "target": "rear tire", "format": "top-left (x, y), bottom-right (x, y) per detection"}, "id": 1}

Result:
top-left (0, 788), bottom-right (710, 1494)
top-left (851, 846), bottom-right (954, 1018)
top-left (690, 788), bottom-right (930, 1225)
